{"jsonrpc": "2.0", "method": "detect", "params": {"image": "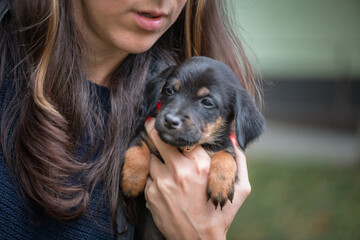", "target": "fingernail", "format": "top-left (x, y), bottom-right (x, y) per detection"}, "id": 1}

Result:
top-left (156, 101), bottom-right (161, 111)
top-left (230, 132), bottom-right (237, 146)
